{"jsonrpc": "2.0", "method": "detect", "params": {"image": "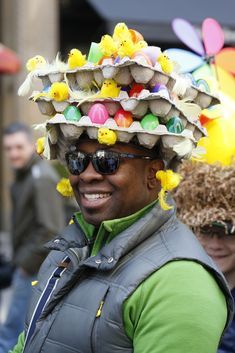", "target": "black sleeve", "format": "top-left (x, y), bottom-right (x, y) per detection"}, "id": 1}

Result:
top-left (15, 177), bottom-right (66, 275)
